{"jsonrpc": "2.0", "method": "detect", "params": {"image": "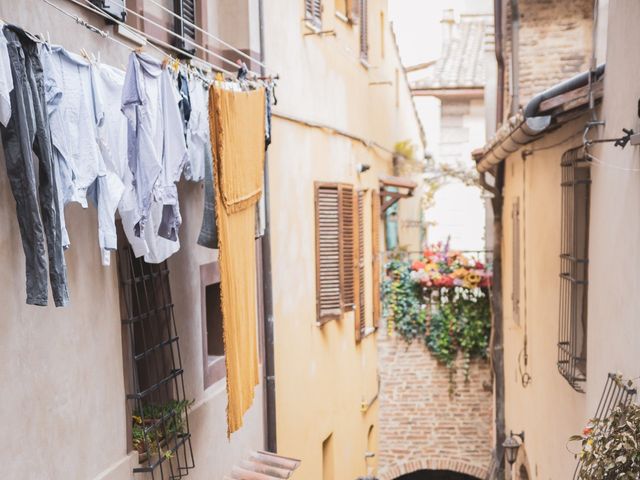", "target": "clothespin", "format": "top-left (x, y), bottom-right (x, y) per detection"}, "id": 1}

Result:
top-left (236, 60), bottom-right (248, 82)
top-left (171, 58), bottom-right (180, 74)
